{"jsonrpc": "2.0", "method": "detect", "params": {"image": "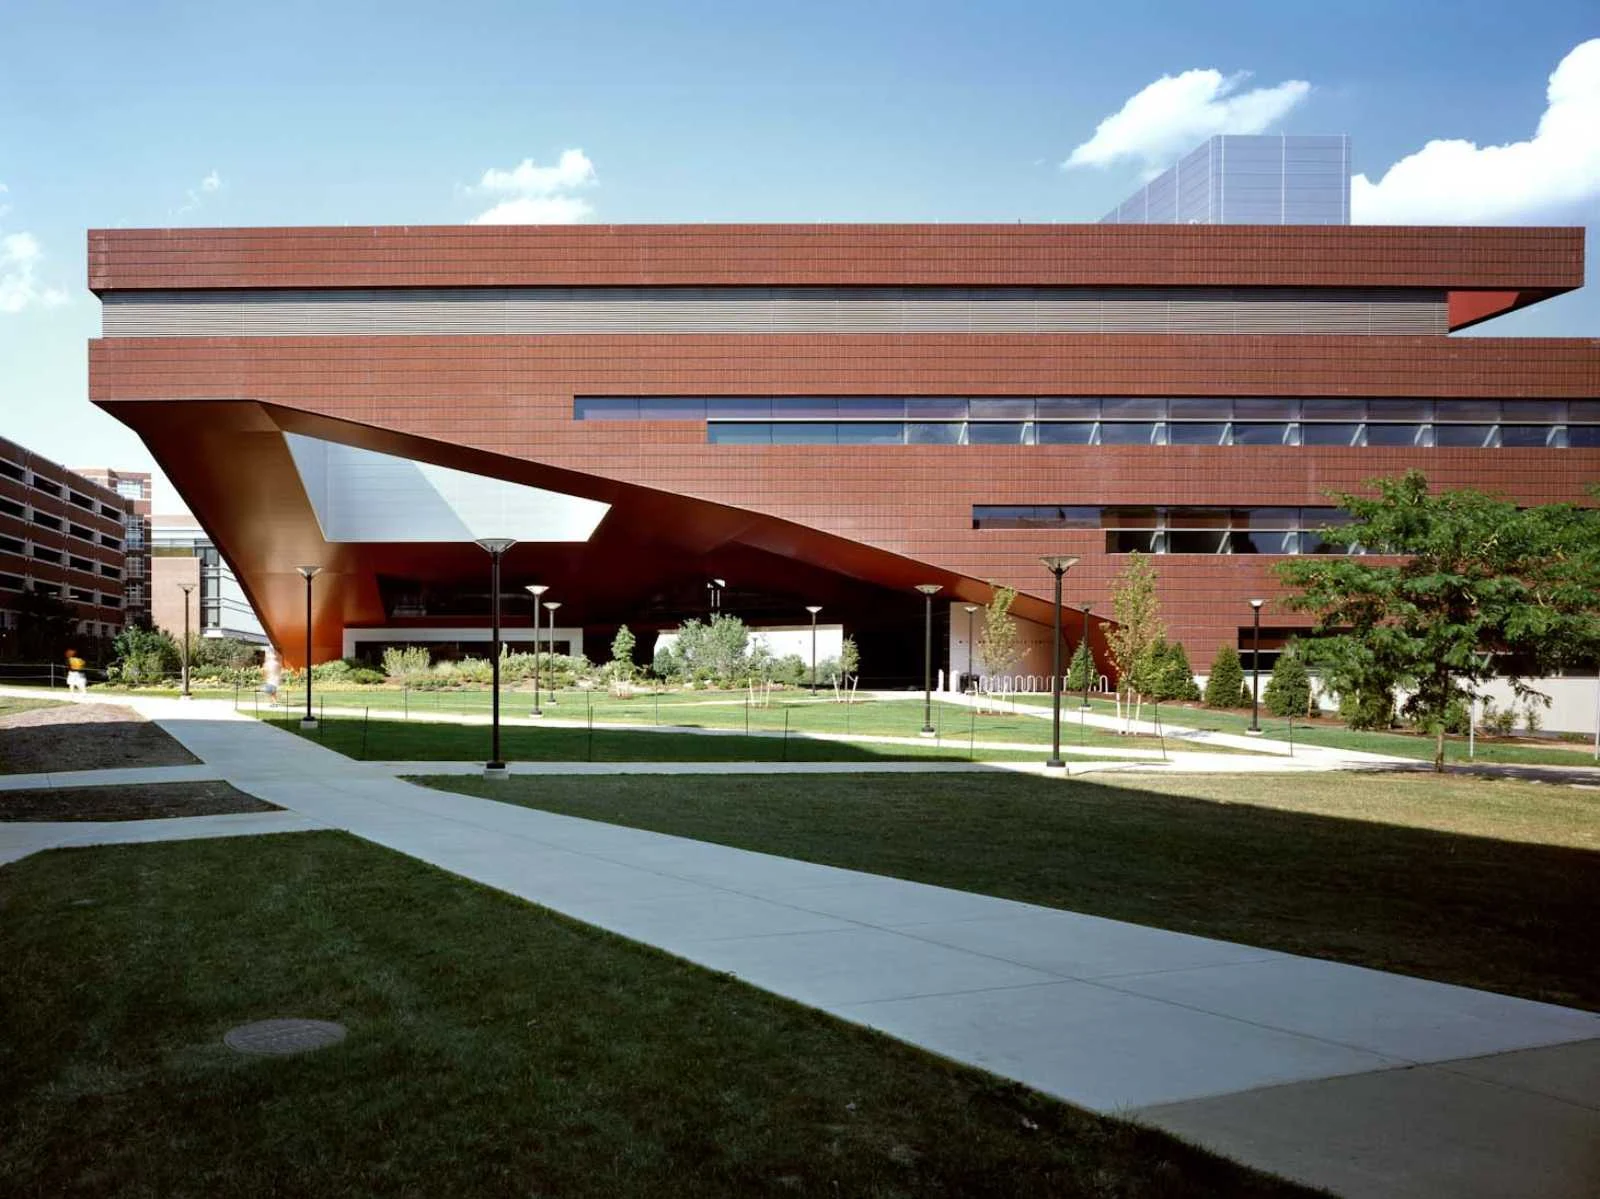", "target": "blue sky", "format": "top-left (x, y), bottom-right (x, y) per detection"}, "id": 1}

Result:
top-left (2, 0), bottom-right (1596, 507)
